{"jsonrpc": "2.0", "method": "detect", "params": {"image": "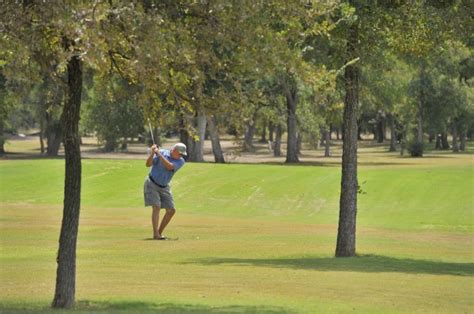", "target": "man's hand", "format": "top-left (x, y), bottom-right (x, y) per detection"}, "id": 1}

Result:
top-left (151, 144), bottom-right (160, 155)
